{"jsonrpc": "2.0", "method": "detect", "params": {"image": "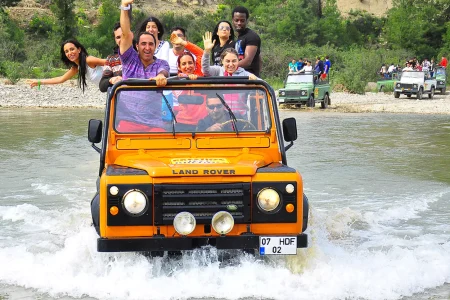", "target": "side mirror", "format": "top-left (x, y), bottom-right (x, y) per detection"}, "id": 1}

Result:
top-left (88, 119), bottom-right (103, 143)
top-left (282, 117), bottom-right (298, 142)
